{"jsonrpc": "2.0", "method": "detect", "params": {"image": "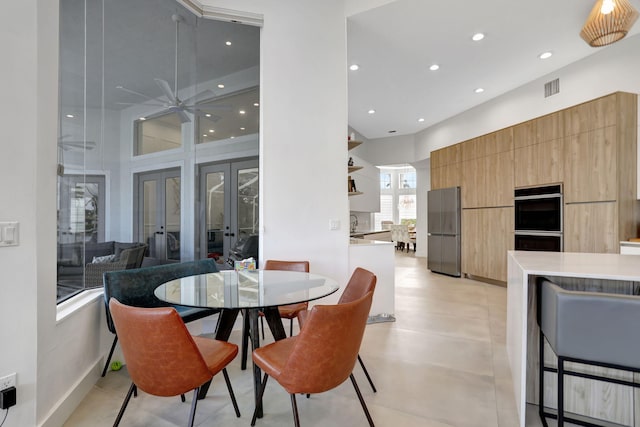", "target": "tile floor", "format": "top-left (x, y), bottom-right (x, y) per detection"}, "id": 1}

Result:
top-left (63, 251), bottom-right (552, 427)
